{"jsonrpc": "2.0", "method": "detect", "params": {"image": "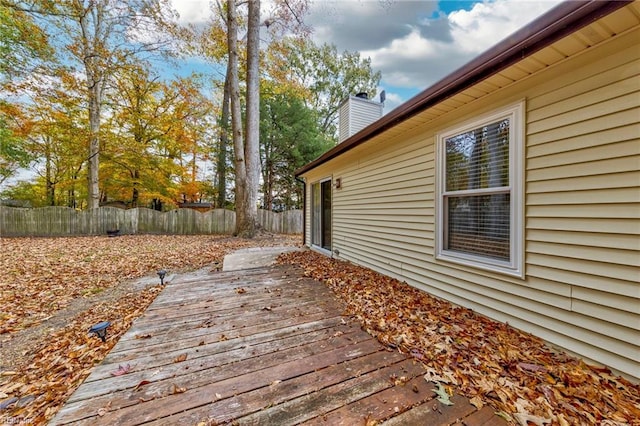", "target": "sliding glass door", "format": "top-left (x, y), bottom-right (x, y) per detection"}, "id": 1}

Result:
top-left (311, 179), bottom-right (332, 251)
